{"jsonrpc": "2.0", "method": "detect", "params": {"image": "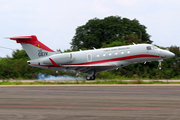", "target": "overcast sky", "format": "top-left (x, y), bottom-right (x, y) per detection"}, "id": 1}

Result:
top-left (0, 0), bottom-right (179, 57)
